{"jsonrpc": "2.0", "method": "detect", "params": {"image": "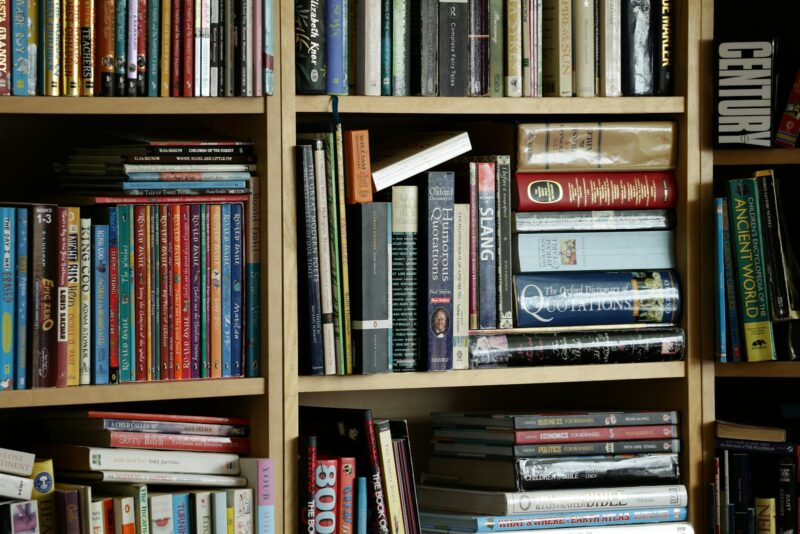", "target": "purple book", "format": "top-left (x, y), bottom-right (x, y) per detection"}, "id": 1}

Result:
top-left (190, 204), bottom-right (202, 378)
top-left (55, 488), bottom-right (81, 534)
top-left (203, 204), bottom-right (212, 378)
top-left (230, 203), bottom-right (244, 376)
